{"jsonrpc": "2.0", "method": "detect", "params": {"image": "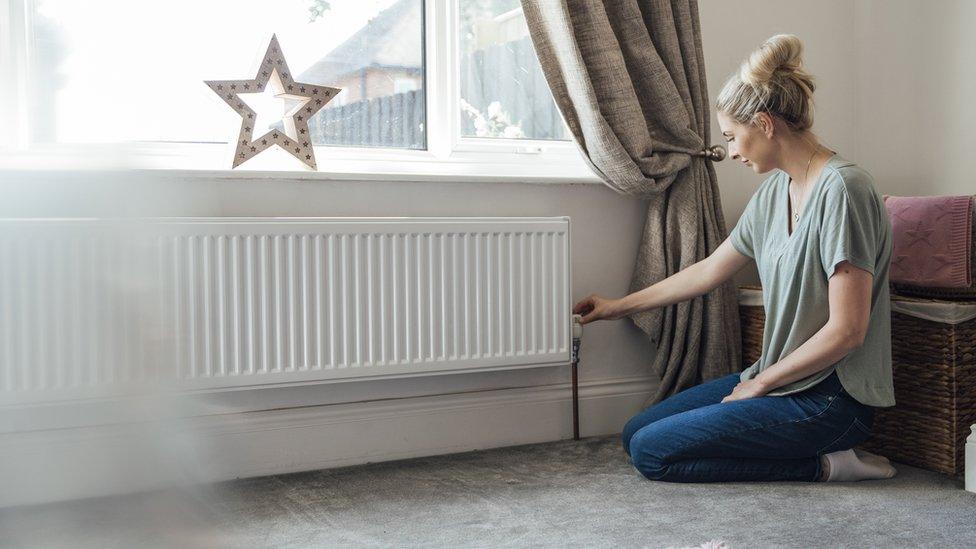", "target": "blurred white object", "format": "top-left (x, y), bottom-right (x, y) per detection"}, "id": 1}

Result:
top-left (967, 425), bottom-right (975, 493)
